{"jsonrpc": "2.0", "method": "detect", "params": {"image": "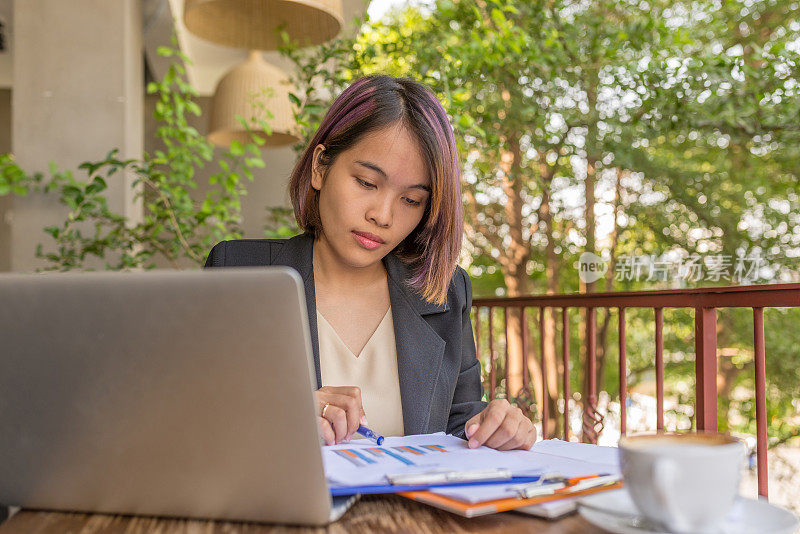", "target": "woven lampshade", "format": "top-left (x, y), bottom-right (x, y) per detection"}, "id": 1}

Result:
top-left (184, 0), bottom-right (344, 50)
top-left (208, 50), bottom-right (300, 147)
